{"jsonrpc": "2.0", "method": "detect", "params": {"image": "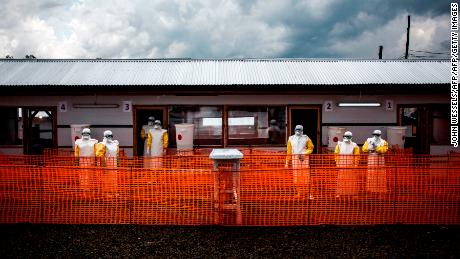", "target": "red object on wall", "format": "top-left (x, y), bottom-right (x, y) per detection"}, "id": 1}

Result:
top-left (75, 136), bottom-right (80, 141)
top-left (178, 134), bottom-right (182, 141)
top-left (333, 137), bottom-right (338, 142)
